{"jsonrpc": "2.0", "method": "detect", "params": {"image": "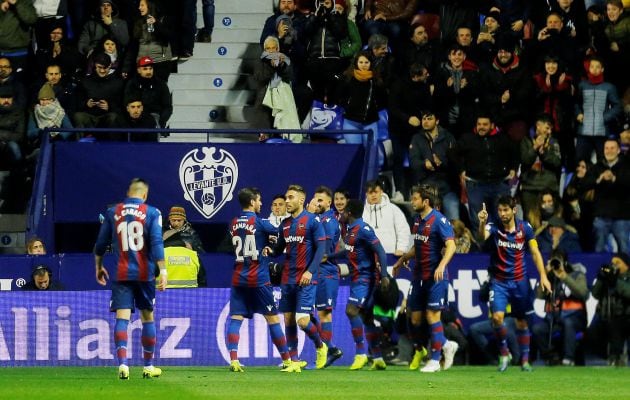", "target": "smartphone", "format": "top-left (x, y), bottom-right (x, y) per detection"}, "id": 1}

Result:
top-left (480, 25), bottom-right (489, 33)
